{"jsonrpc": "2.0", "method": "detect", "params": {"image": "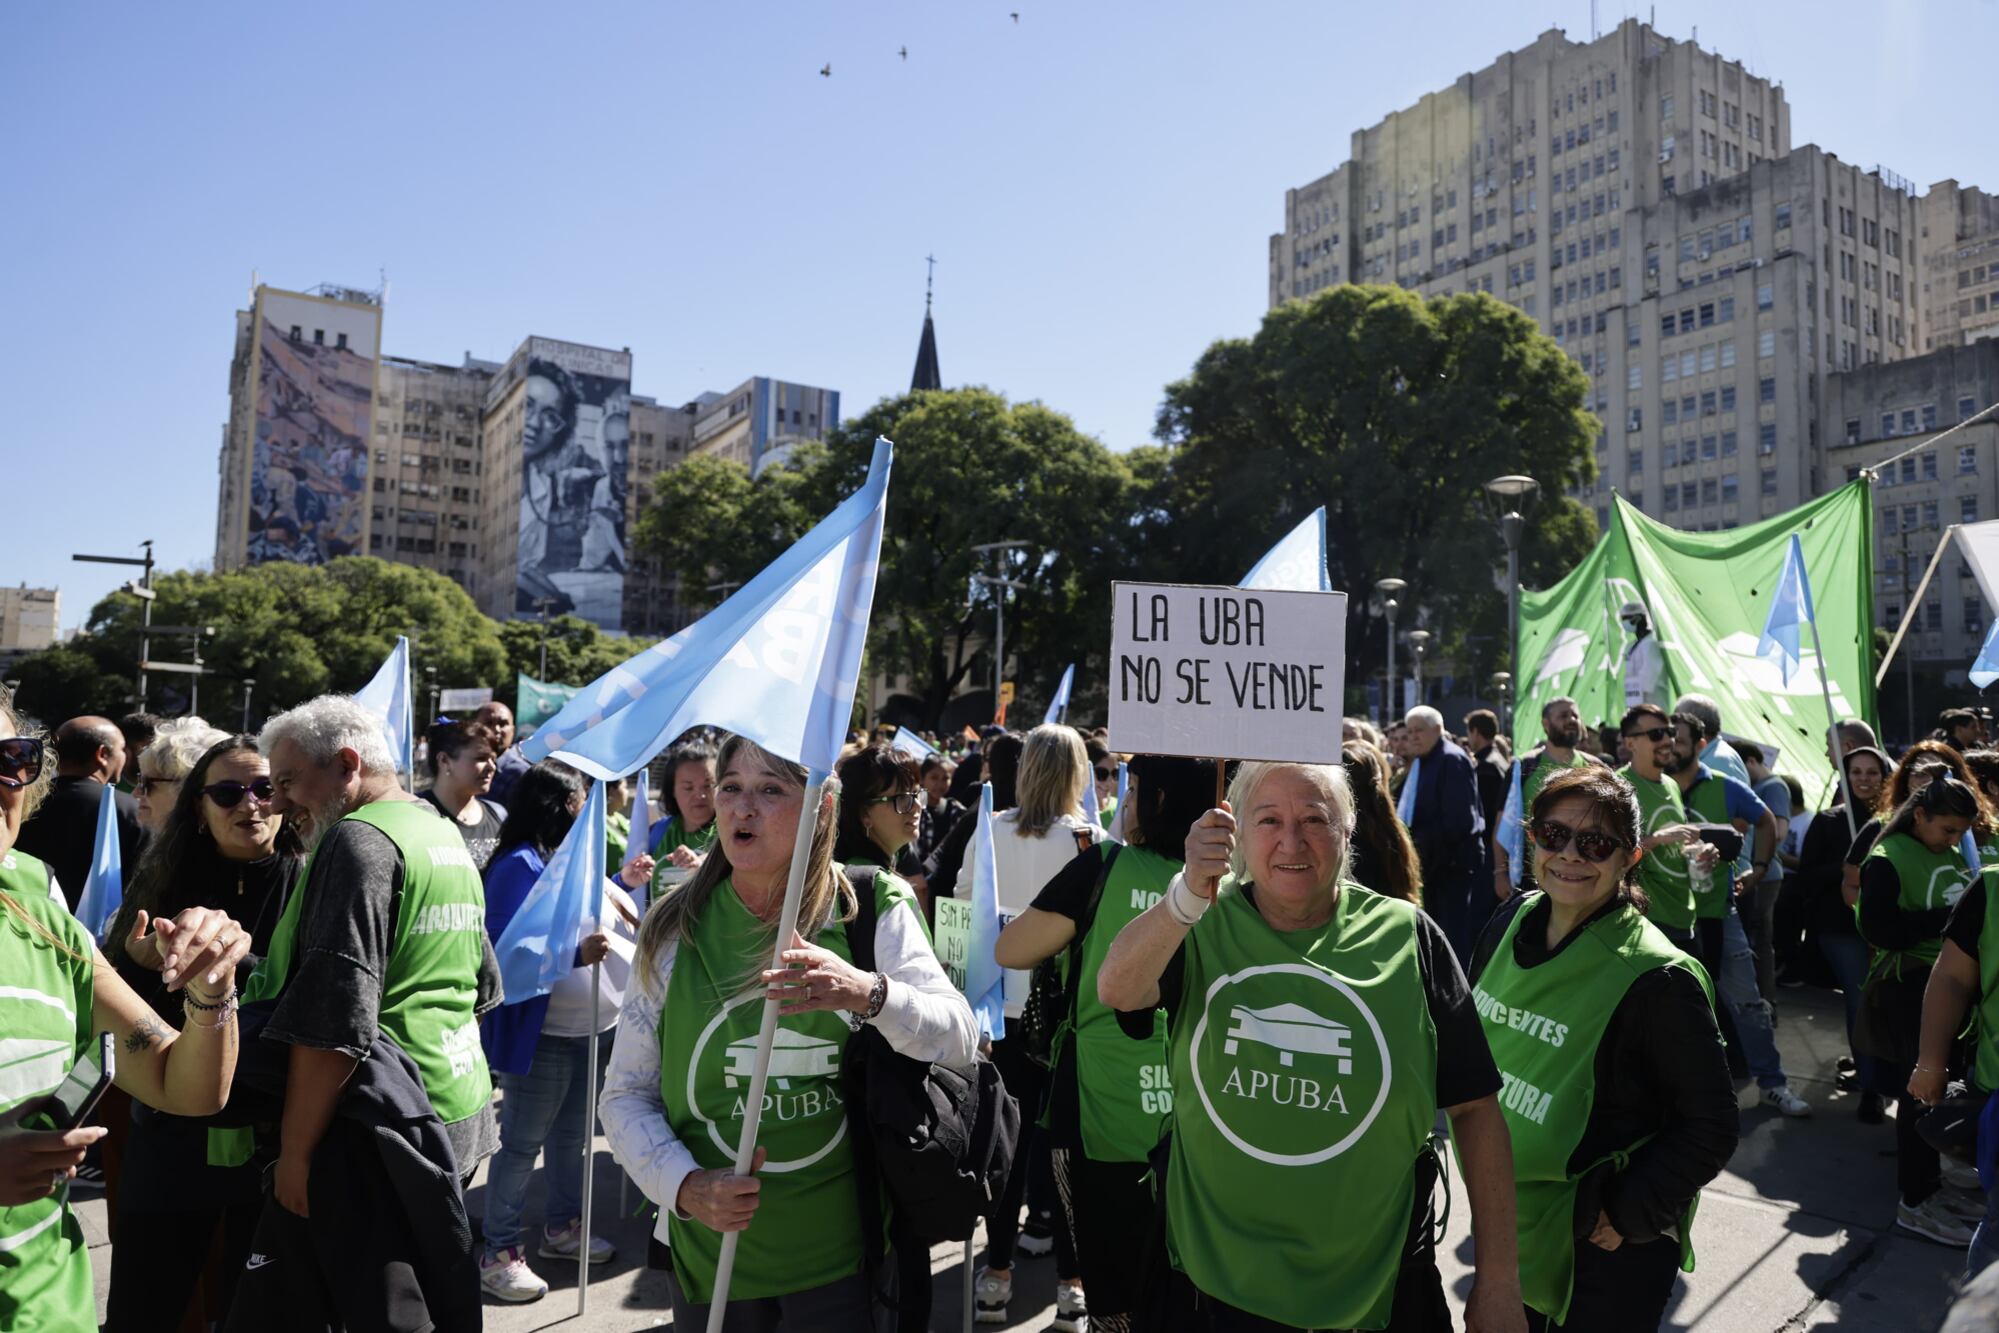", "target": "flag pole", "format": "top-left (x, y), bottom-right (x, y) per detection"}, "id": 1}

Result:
top-left (1806, 606), bottom-right (1859, 840)
top-left (706, 771), bottom-right (837, 1332)
top-left (578, 958), bottom-right (601, 1316)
